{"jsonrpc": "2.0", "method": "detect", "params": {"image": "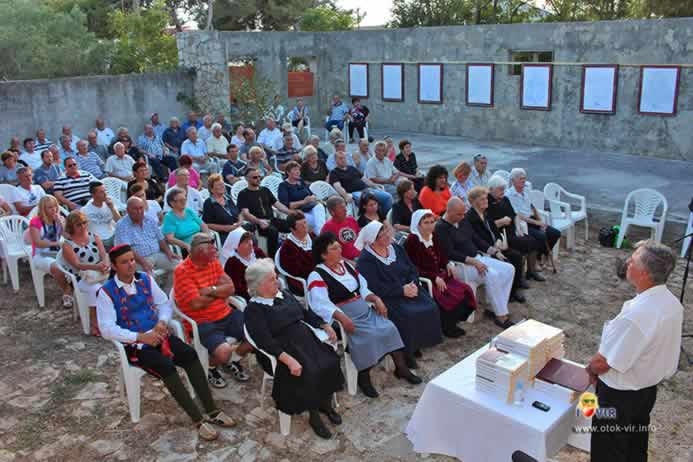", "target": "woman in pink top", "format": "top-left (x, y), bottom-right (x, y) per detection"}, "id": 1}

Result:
top-left (167, 155), bottom-right (200, 189)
